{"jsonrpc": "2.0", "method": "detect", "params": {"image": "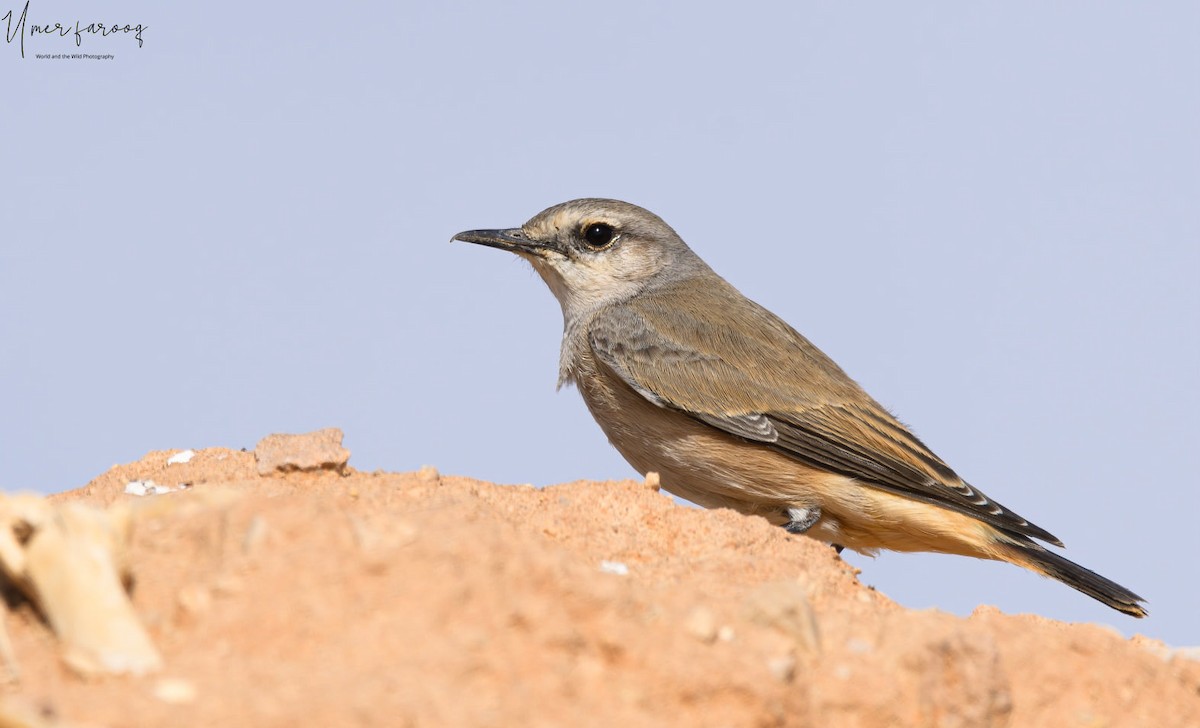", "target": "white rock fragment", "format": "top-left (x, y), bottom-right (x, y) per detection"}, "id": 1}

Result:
top-left (1172, 646), bottom-right (1200, 662)
top-left (0, 496), bottom-right (162, 676)
top-left (599, 560), bottom-right (629, 576)
top-left (166, 450), bottom-right (196, 465)
top-left (124, 480), bottom-right (177, 496)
